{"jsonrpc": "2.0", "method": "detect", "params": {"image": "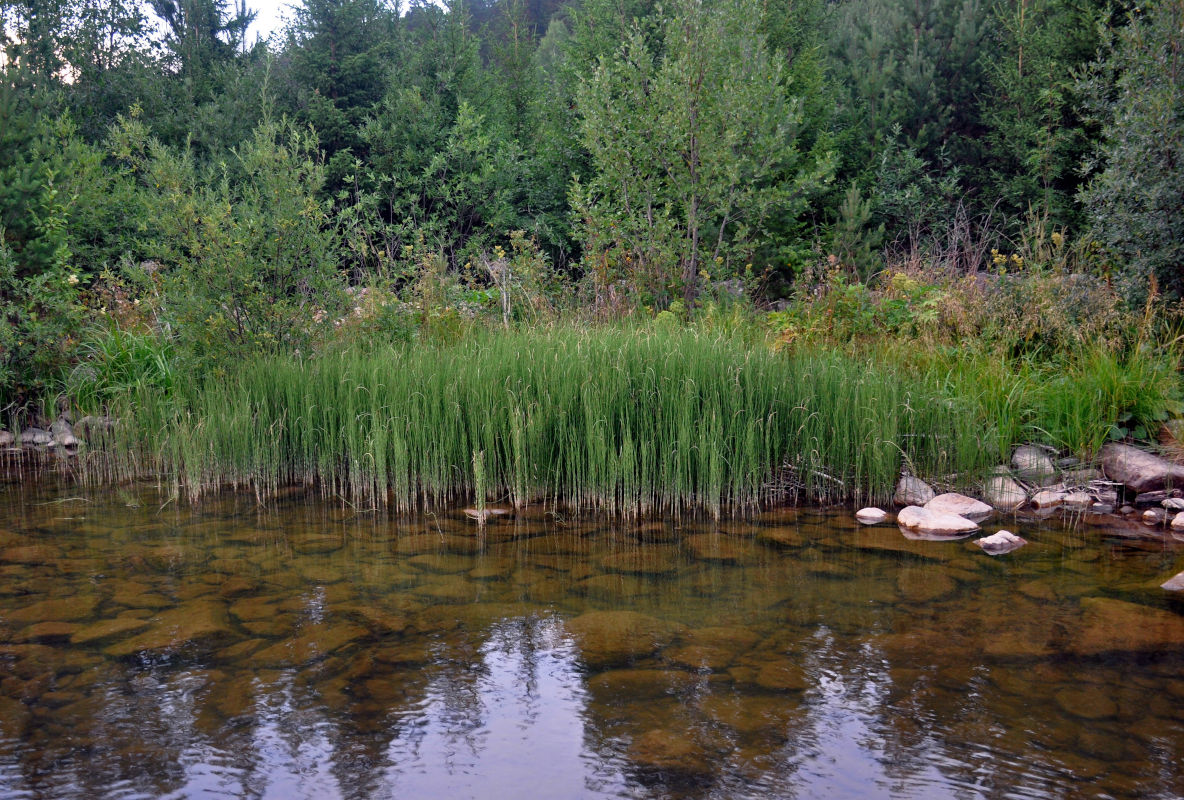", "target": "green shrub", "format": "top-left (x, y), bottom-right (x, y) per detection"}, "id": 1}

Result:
top-left (114, 110), bottom-right (346, 375)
